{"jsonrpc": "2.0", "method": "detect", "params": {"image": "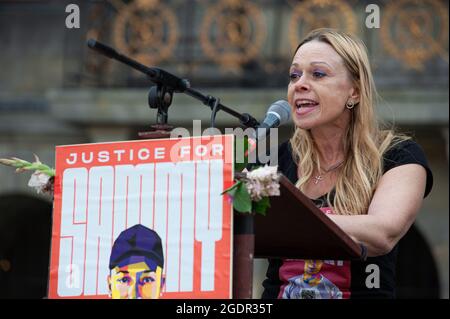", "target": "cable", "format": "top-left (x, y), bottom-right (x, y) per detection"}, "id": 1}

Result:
top-left (210, 97), bottom-right (220, 129)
